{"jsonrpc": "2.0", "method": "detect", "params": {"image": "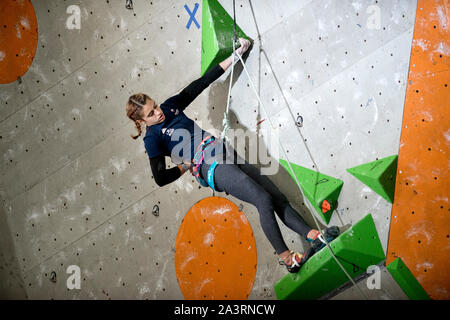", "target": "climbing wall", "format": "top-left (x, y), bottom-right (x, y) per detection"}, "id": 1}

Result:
top-left (0, 0), bottom-right (433, 301)
top-left (386, 0), bottom-right (450, 300)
